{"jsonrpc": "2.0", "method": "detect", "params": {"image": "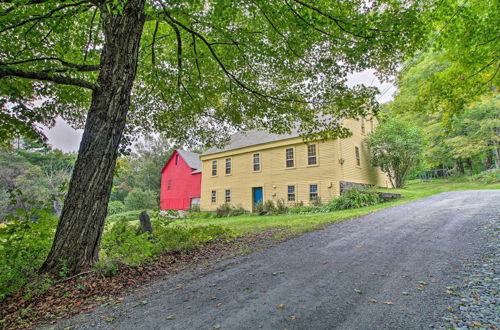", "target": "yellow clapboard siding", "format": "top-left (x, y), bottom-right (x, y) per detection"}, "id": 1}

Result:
top-left (199, 118), bottom-right (389, 211)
